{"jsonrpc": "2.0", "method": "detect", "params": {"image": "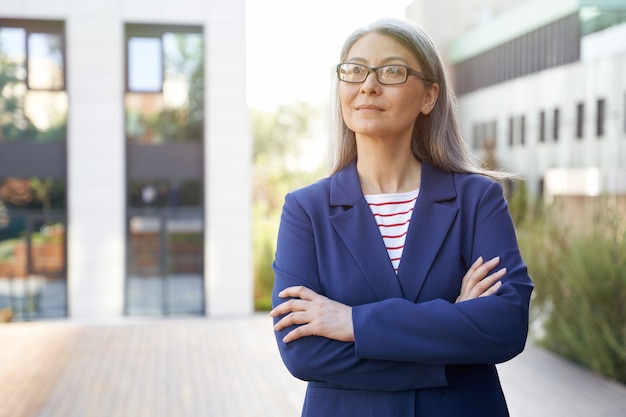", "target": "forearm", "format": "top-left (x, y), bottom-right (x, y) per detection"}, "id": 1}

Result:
top-left (352, 277), bottom-right (532, 365)
top-left (273, 321), bottom-right (447, 391)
